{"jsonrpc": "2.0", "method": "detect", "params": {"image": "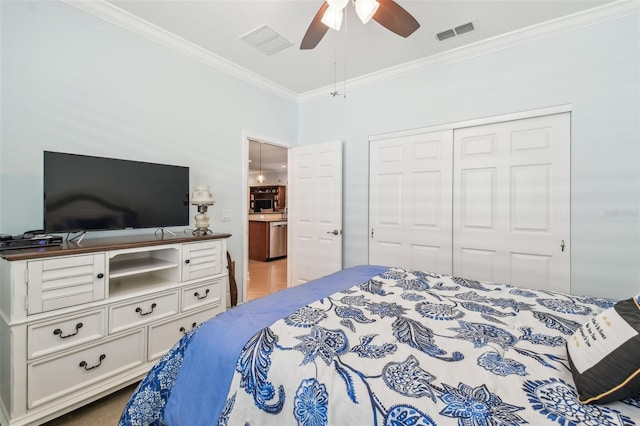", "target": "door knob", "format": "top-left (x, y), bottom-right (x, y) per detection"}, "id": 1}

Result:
top-left (327, 229), bottom-right (340, 235)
